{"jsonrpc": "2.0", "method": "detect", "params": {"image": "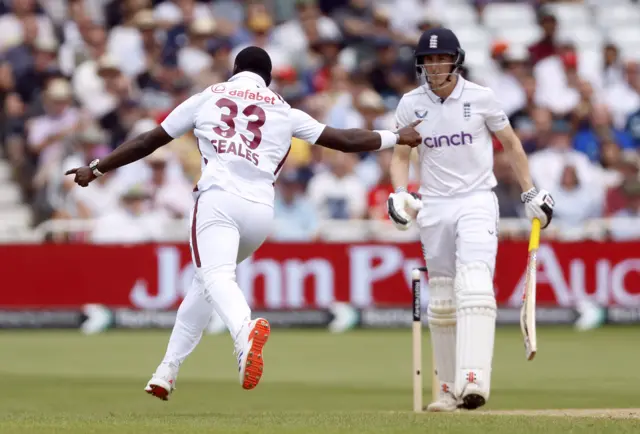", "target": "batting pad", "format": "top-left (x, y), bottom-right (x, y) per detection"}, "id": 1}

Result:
top-left (427, 277), bottom-right (456, 398)
top-left (454, 262), bottom-right (497, 400)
